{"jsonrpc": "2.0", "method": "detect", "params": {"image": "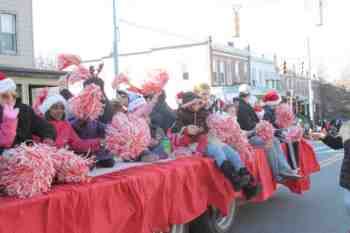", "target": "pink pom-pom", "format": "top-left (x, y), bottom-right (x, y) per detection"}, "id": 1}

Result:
top-left (50, 147), bottom-right (93, 184)
top-left (256, 120), bottom-right (275, 143)
top-left (0, 144), bottom-right (55, 199)
top-left (32, 87), bottom-right (49, 117)
top-left (275, 103), bottom-right (295, 129)
top-left (112, 73), bottom-right (130, 90)
top-left (141, 69), bottom-right (169, 95)
top-left (207, 114), bottom-right (254, 160)
top-left (67, 65), bottom-right (91, 84)
top-left (286, 126), bottom-right (303, 142)
top-left (57, 54), bottom-right (82, 71)
top-left (105, 113), bottom-right (151, 160)
top-left (69, 84), bottom-right (104, 121)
